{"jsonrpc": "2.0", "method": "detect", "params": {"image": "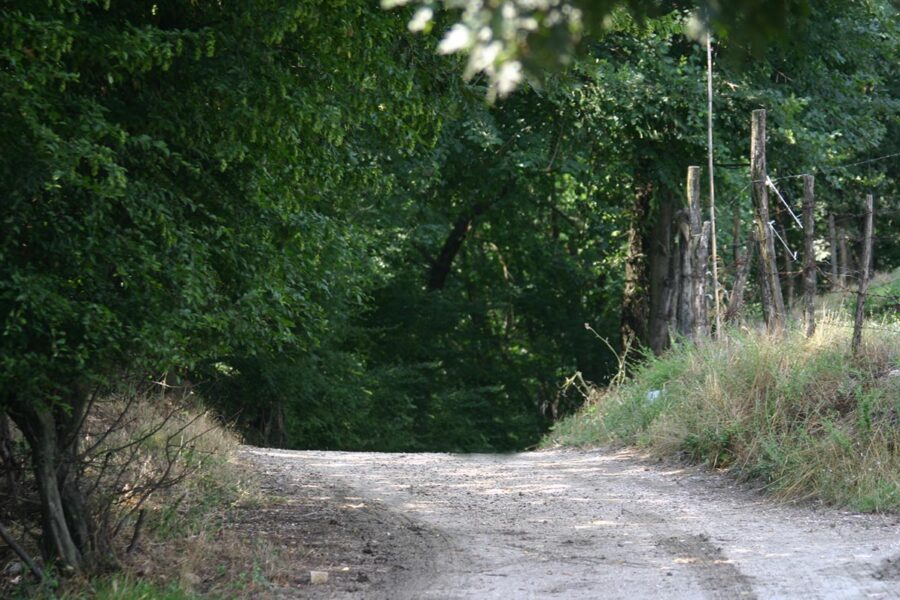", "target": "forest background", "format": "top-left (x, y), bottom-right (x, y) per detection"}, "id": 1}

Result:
top-left (3, 0), bottom-right (897, 457)
top-left (1, 0), bottom-right (899, 578)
